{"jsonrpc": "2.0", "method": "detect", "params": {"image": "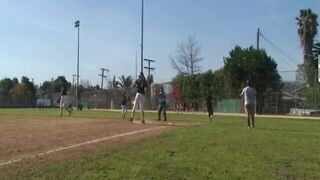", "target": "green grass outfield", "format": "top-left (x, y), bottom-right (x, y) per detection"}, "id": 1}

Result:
top-left (1, 108), bottom-right (320, 179)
